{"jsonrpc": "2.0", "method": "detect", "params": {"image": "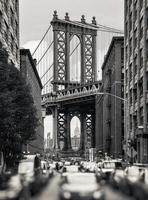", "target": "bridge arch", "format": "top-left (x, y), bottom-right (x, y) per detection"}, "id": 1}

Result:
top-left (70, 116), bottom-right (81, 151)
top-left (70, 35), bottom-right (81, 82)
